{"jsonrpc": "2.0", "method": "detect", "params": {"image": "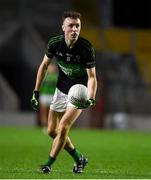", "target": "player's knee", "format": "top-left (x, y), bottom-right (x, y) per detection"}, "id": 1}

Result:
top-left (58, 125), bottom-right (68, 140)
top-left (47, 128), bottom-right (57, 138)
